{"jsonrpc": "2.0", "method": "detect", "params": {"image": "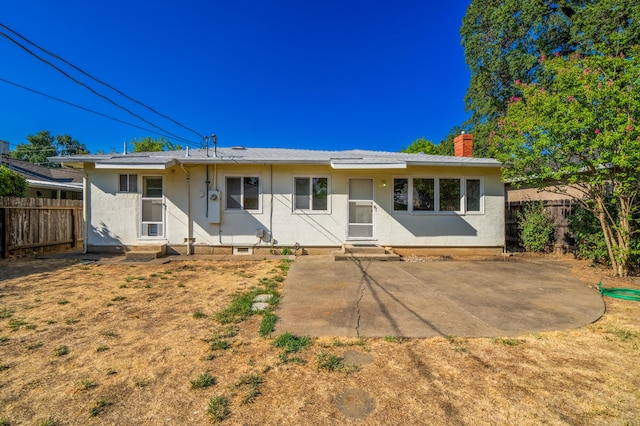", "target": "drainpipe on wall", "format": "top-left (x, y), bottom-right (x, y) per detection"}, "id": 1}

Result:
top-left (179, 163), bottom-right (192, 255)
top-left (83, 171), bottom-right (89, 254)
